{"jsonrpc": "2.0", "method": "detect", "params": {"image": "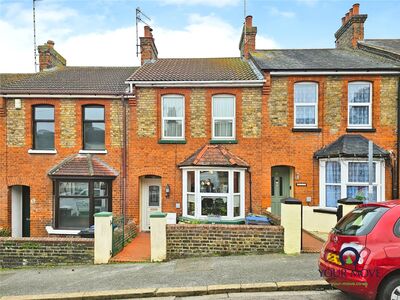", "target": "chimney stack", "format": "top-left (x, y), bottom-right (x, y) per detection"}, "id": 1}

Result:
top-left (239, 15), bottom-right (257, 59)
top-left (335, 3), bottom-right (367, 49)
top-left (140, 26), bottom-right (158, 65)
top-left (37, 40), bottom-right (66, 72)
